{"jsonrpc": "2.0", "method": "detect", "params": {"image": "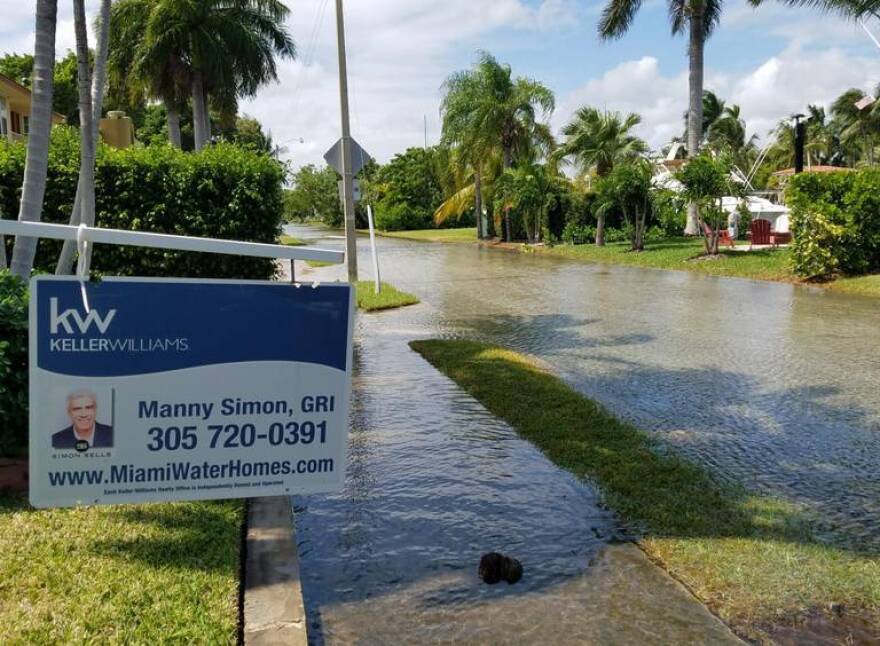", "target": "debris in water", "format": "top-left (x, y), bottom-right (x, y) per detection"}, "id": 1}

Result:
top-left (479, 552), bottom-right (523, 584)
